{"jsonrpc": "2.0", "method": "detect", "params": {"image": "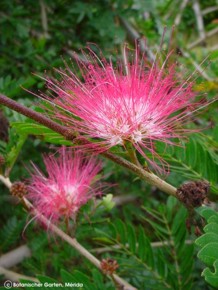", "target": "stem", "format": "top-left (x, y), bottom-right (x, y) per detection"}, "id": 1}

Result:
top-left (174, 0), bottom-right (189, 26)
top-left (0, 94), bottom-right (75, 140)
top-left (126, 142), bottom-right (142, 168)
top-left (103, 152), bottom-right (177, 197)
top-left (192, 0), bottom-right (206, 41)
top-left (0, 245), bottom-right (31, 268)
top-left (188, 27), bottom-right (218, 49)
top-left (0, 175), bottom-right (12, 188)
top-left (39, 0), bottom-right (49, 38)
top-left (91, 240), bottom-right (193, 254)
top-left (0, 175), bottom-right (136, 290)
top-left (0, 266), bottom-right (38, 283)
top-left (0, 94), bottom-right (177, 197)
